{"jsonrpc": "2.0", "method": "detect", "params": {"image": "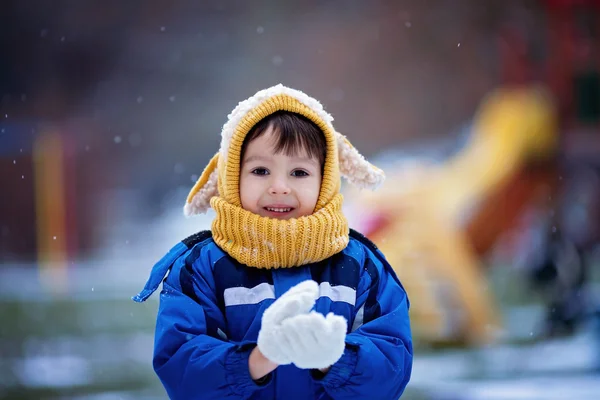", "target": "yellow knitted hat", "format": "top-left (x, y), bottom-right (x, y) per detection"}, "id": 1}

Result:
top-left (184, 84), bottom-right (385, 216)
